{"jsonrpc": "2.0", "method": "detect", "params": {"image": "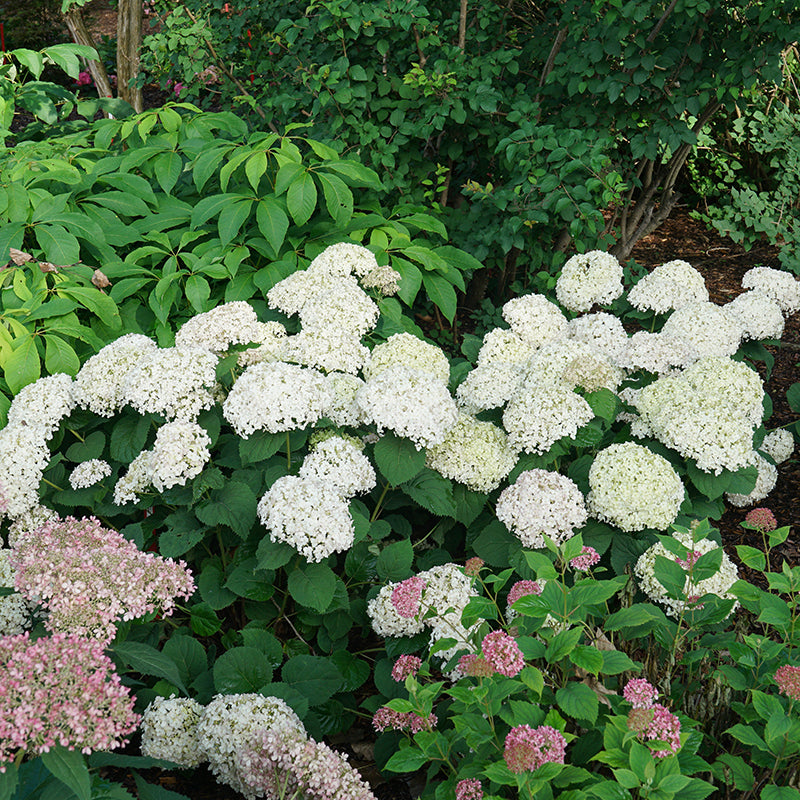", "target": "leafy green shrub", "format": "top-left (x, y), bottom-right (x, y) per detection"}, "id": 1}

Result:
top-left (0, 0), bottom-right (67, 50)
